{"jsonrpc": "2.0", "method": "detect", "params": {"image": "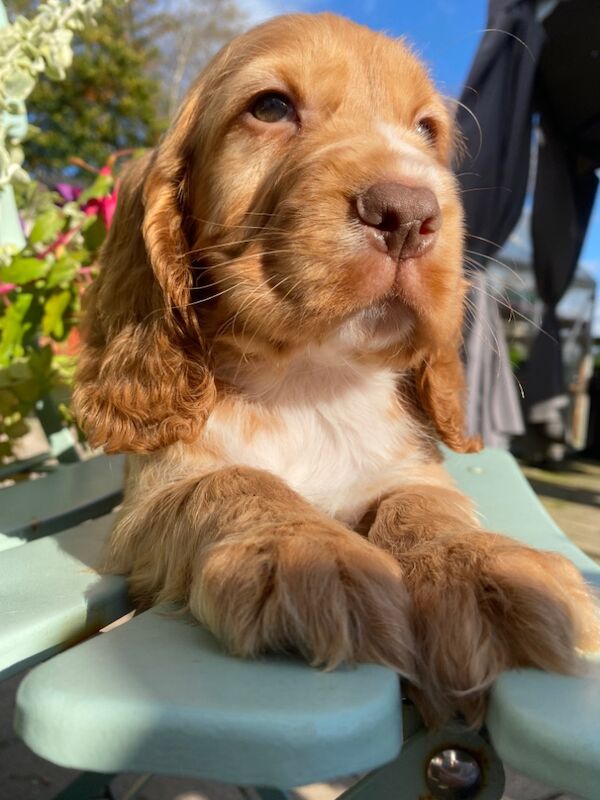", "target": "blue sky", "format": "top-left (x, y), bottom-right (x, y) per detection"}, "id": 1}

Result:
top-left (245, 0), bottom-right (600, 282)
